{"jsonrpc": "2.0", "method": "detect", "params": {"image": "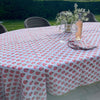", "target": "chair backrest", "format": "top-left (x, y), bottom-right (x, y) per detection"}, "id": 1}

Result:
top-left (84, 12), bottom-right (97, 22)
top-left (0, 24), bottom-right (7, 34)
top-left (24, 17), bottom-right (51, 28)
